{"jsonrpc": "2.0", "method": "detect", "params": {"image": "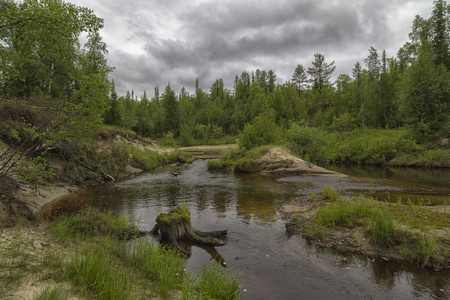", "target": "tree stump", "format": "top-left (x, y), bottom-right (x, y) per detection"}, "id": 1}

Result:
top-left (152, 207), bottom-right (227, 246)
